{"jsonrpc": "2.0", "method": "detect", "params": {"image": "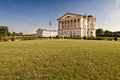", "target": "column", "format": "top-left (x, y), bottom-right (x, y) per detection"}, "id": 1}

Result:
top-left (64, 20), bottom-right (66, 29)
top-left (80, 18), bottom-right (83, 29)
top-left (63, 21), bottom-right (65, 29)
top-left (72, 19), bottom-right (74, 28)
top-left (74, 19), bottom-right (76, 28)
top-left (76, 19), bottom-right (77, 28)
top-left (71, 20), bottom-right (73, 28)
top-left (68, 20), bottom-right (70, 29)
top-left (80, 17), bottom-right (84, 37)
top-left (68, 20), bottom-right (70, 27)
top-left (66, 20), bottom-right (68, 27)
top-left (70, 20), bottom-right (72, 28)
top-left (61, 21), bottom-right (63, 29)
top-left (59, 21), bottom-right (61, 29)
top-left (66, 20), bottom-right (68, 29)
top-left (67, 20), bottom-right (68, 29)
top-left (58, 21), bottom-right (60, 29)
top-left (78, 19), bottom-right (80, 28)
